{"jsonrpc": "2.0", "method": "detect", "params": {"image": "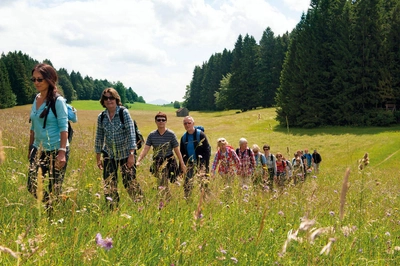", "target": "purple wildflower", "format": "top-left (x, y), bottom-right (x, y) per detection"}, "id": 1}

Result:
top-left (95, 233), bottom-right (113, 250)
top-left (158, 201), bottom-right (164, 210)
